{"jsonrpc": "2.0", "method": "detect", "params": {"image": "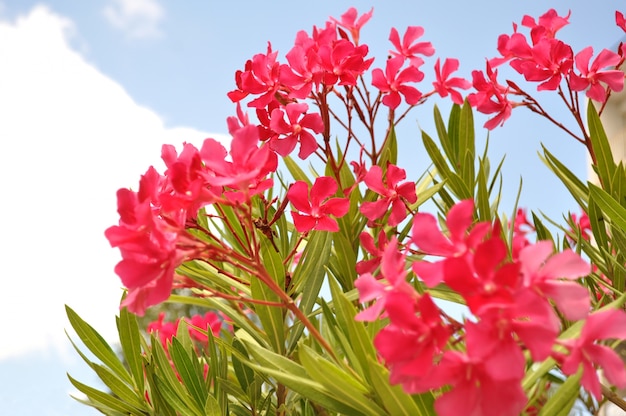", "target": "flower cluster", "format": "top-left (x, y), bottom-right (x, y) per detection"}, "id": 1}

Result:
top-left (469, 9), bottom-right (626, 129)
top-left (101, 6), bottom-right (626, 415)
top-left (356, 199), bottom-right (626, 415)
